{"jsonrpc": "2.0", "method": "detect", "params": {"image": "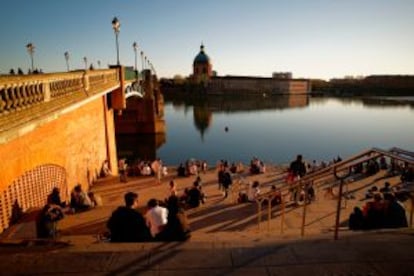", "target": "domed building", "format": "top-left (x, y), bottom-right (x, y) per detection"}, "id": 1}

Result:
top-left (192, 44), bottom-right (212, 83)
